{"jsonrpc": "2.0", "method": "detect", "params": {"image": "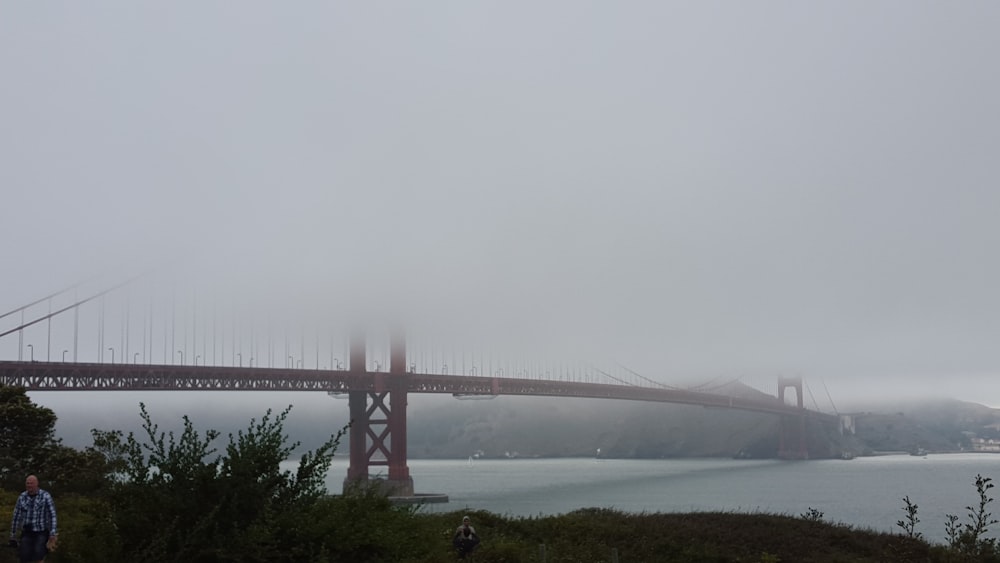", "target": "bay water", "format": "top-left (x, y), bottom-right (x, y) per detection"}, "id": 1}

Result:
top-left (306, 453), bottom-right (1000, 545)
